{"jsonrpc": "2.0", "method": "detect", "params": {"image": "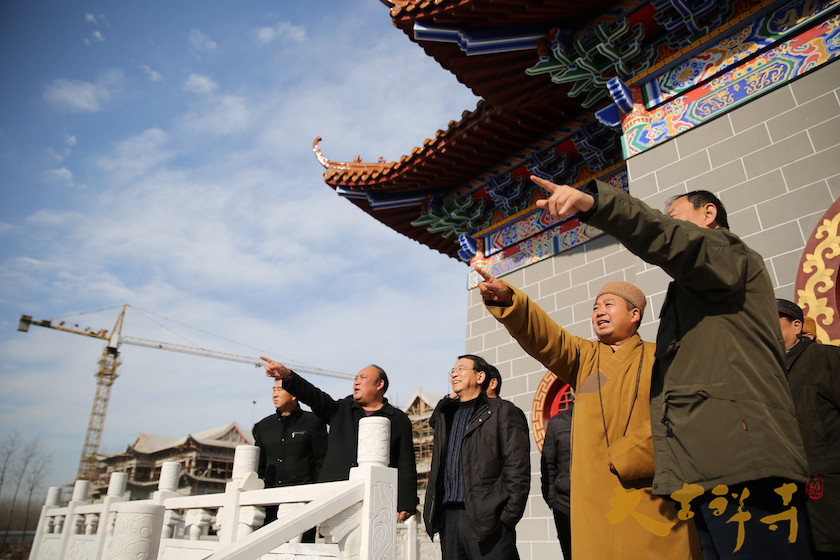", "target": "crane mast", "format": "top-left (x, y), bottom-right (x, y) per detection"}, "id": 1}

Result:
top-left (17, 305), bottom-right (353, 482)
top-left (82, 341), bottom-right (120, 481)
